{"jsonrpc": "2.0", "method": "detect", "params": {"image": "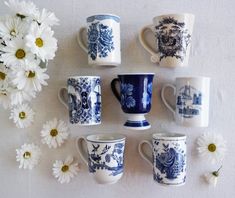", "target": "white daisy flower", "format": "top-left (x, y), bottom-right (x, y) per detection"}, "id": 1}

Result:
top-left (16, 143), bottom-right (41, 170)
top-left (41, 118), bottom-right (69, 149)
top-left (52, 156), bottom-right (79, 184)
top-left (11, 59), bottom-right (49, 92)
top-left (5, 0), bottom-right (39, 19)
top-left (0, 37), bottom-right (34, 67)
top-left (204, 166), bottom-right (222, 187)
top-left (10, 87), bottom-right (36, 105)
top-left (197, 132), bottom-right (227, 164)
top-left (25, 23), bottom-right (57, 62)
top-left (0, 16), bottom-right (28, 40)
top-left (0, 63), bottom-right (9, 89)
top-left (33, 8), bottom-right (59, 27)
top-left (0, 87), bottom-right (11, 109)
top-left (10, 103), bottom-right (34, 128)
